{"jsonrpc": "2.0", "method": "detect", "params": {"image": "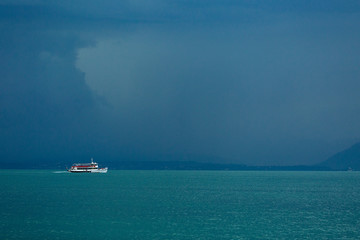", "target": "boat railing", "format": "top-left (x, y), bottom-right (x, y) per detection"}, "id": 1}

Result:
top-left (72, 163), bottom-right (98, 166)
